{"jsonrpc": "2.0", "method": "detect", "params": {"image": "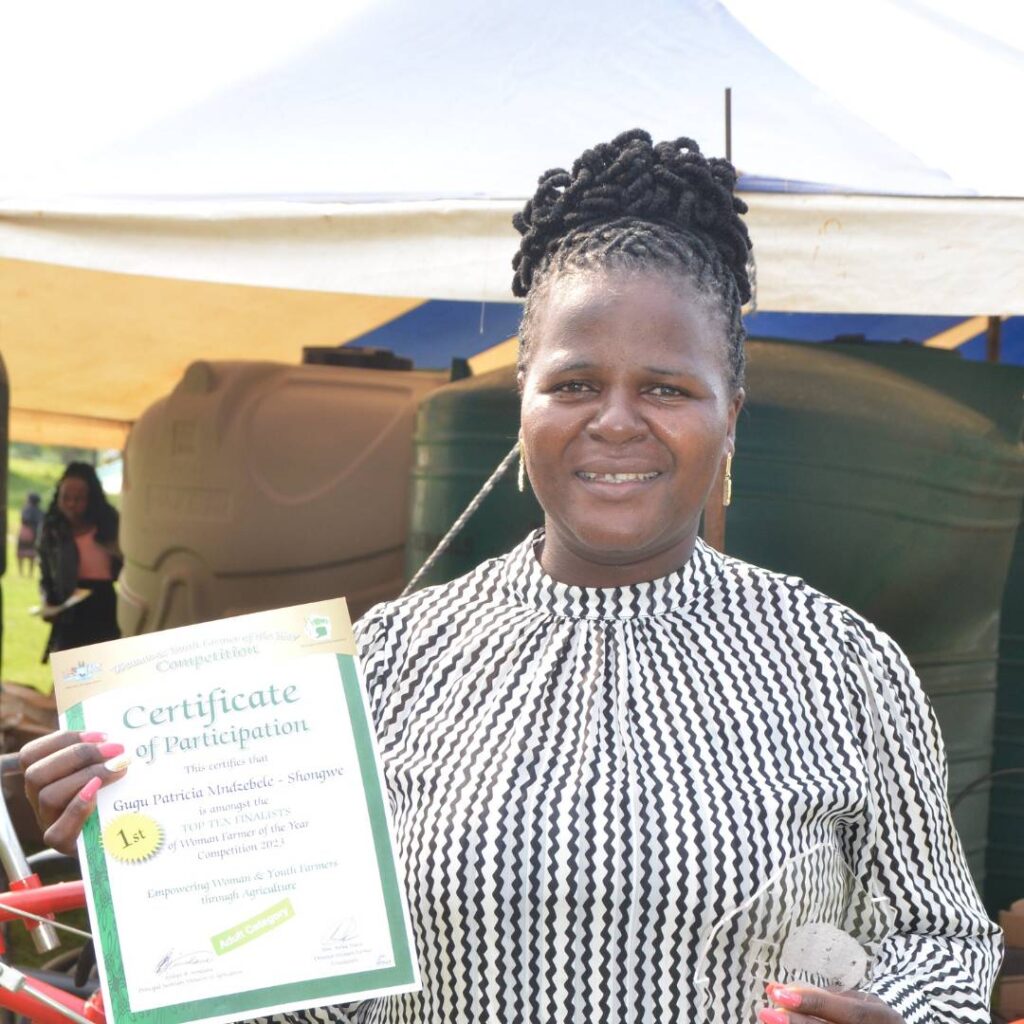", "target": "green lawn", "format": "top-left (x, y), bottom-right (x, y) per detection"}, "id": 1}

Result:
top-left (4, 457), bottom-right (70, 693)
